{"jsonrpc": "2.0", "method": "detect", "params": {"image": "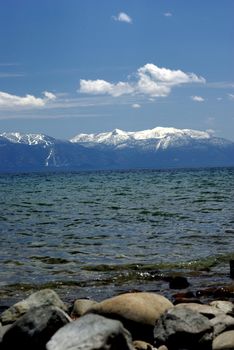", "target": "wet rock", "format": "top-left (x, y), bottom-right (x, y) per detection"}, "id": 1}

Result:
top-left (174, 297), bottom-right (202, 305)
top-left (70, 299), bottom-right (98, 318)
top-left (154, 307), bottom-right (213, 349)
top-left (230, 260), bottom-right (234, 279)
top-left (210, 300), bottom-right (234, 315)
top-left (175, 302), bottom-right (222, 319)
top-left (168, 276), bottom-right (189, 289)
top-left (86, 292), bottom-right (173, 342)
top-left (1, 305), bottom-right (71, 350)
top-left (213, 284), bottom-right (234, 298)
top-left (46, 313), bottom-right (135, 350)
top-left (0, 289), bottom-right (67, 325)
top-left (197, 284), bottom-right (234, 299)
top-left (210, 314), bottom-right (234, 338)
top-left (172, 291), bottom-right (201, 305)
top-left (212, 330), bottom-right (234, 349)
